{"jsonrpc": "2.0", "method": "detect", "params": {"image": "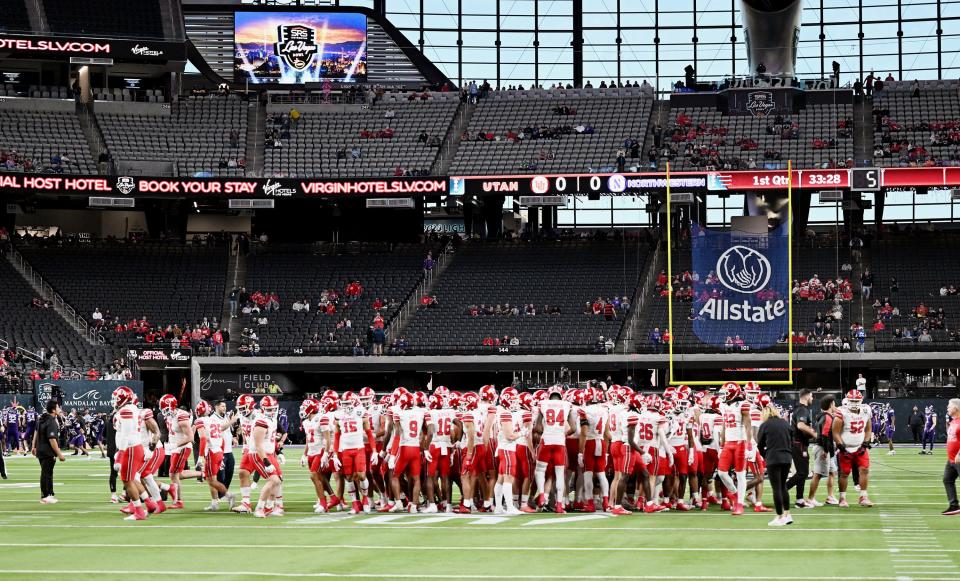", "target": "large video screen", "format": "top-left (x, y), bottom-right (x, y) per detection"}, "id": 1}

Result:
top-left (234, 11), bottom-right (367, 84)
